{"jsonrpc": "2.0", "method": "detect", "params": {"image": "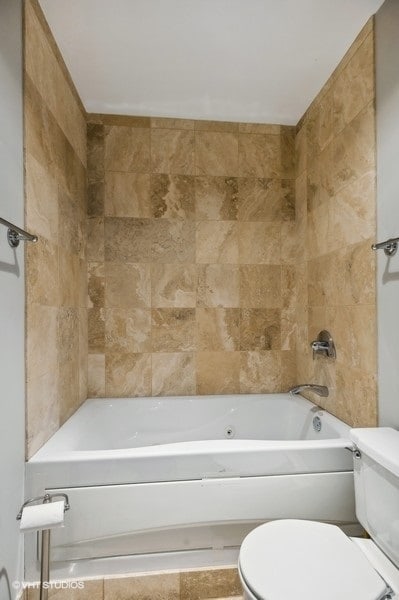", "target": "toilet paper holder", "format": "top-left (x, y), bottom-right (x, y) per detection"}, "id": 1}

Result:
top-left (17, 493), bottom-right (70, 600)
top-left (16, 492), bottom-right (70, 520)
